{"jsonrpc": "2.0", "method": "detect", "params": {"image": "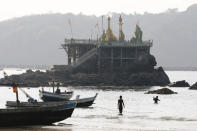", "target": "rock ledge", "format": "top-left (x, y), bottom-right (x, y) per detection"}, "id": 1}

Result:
top-left (145, 88), bottom-right (177, 94)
